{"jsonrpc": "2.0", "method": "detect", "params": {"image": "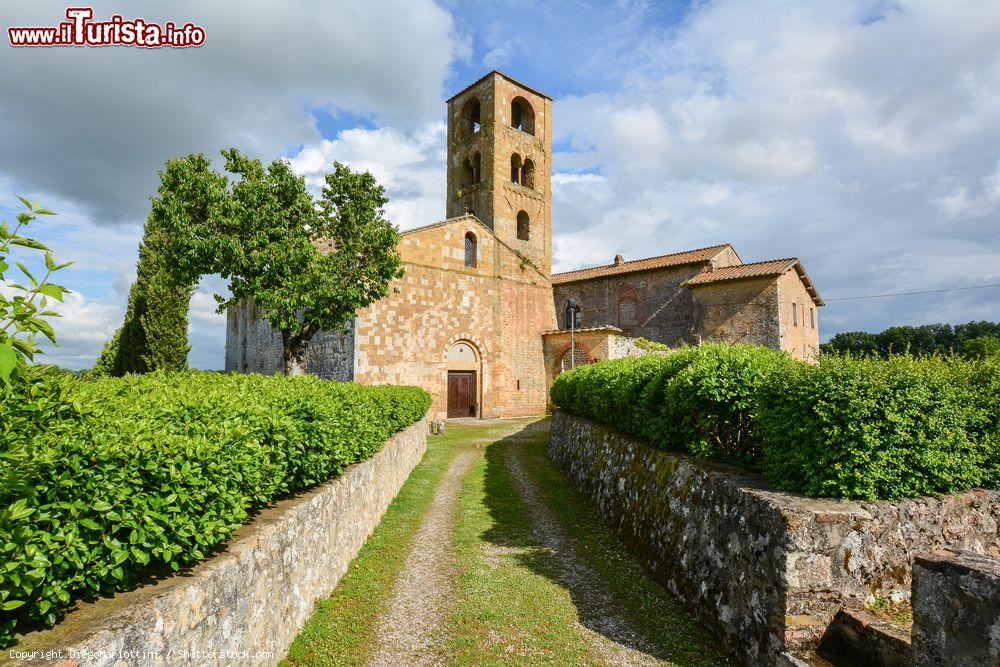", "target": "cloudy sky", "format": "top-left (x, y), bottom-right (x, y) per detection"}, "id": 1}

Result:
top-left (2, 0), bottom-right (998, 369)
